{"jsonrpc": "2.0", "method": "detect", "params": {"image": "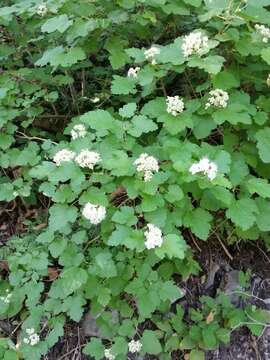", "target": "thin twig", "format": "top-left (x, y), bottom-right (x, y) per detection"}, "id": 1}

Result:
top-left (215, 232), bottom-right (233, 261)
top-left (188, 230), bottom-right (201, 252)
top-left (16, 131), bottom-right (58, 145)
